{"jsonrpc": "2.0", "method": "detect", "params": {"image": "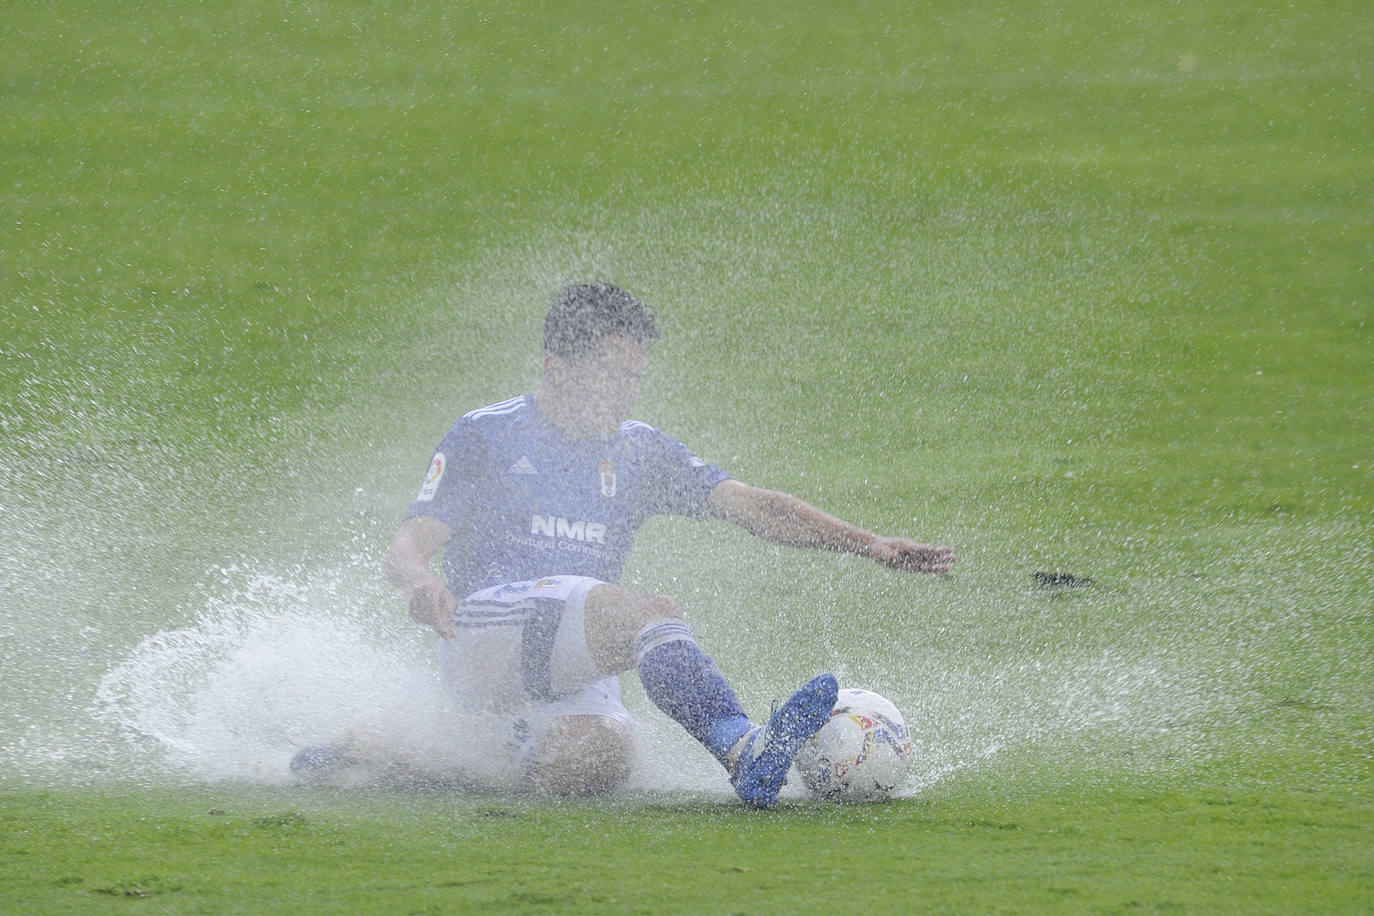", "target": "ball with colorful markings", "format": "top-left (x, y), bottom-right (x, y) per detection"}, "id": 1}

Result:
top-left (795, 688), bottom-right (913, 803)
